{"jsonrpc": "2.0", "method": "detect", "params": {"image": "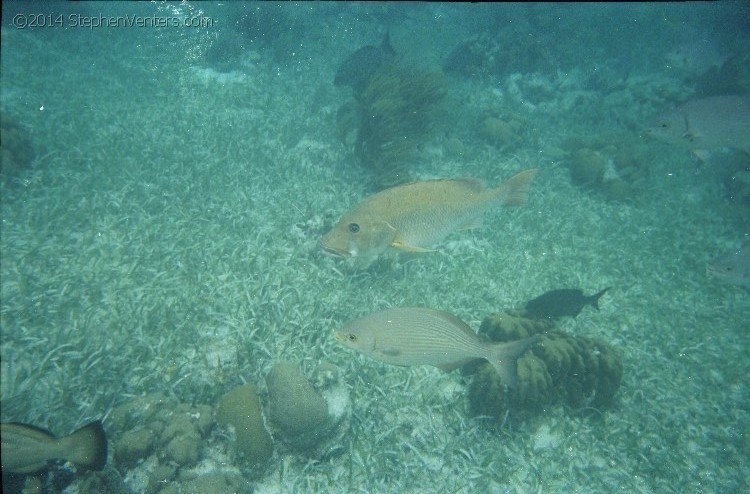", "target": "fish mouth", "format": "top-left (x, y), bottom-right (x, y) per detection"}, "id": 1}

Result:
top-left (319, 240), bottom-right (352, 259)
top-left (320, 245), bottom-right (350, 259)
